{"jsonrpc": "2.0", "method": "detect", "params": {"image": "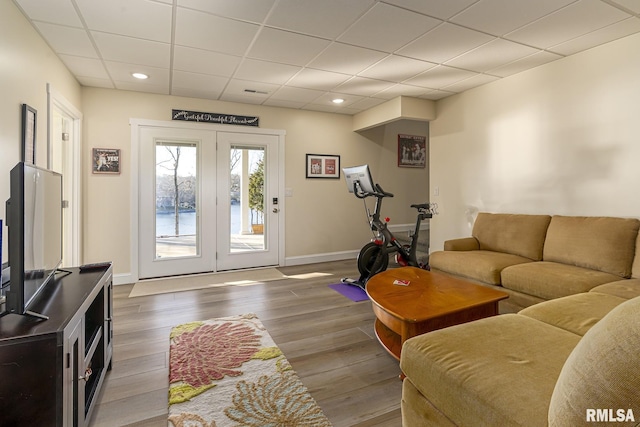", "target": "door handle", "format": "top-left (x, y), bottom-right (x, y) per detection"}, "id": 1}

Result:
top-left (273, 208), bottom-right (279, 213)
